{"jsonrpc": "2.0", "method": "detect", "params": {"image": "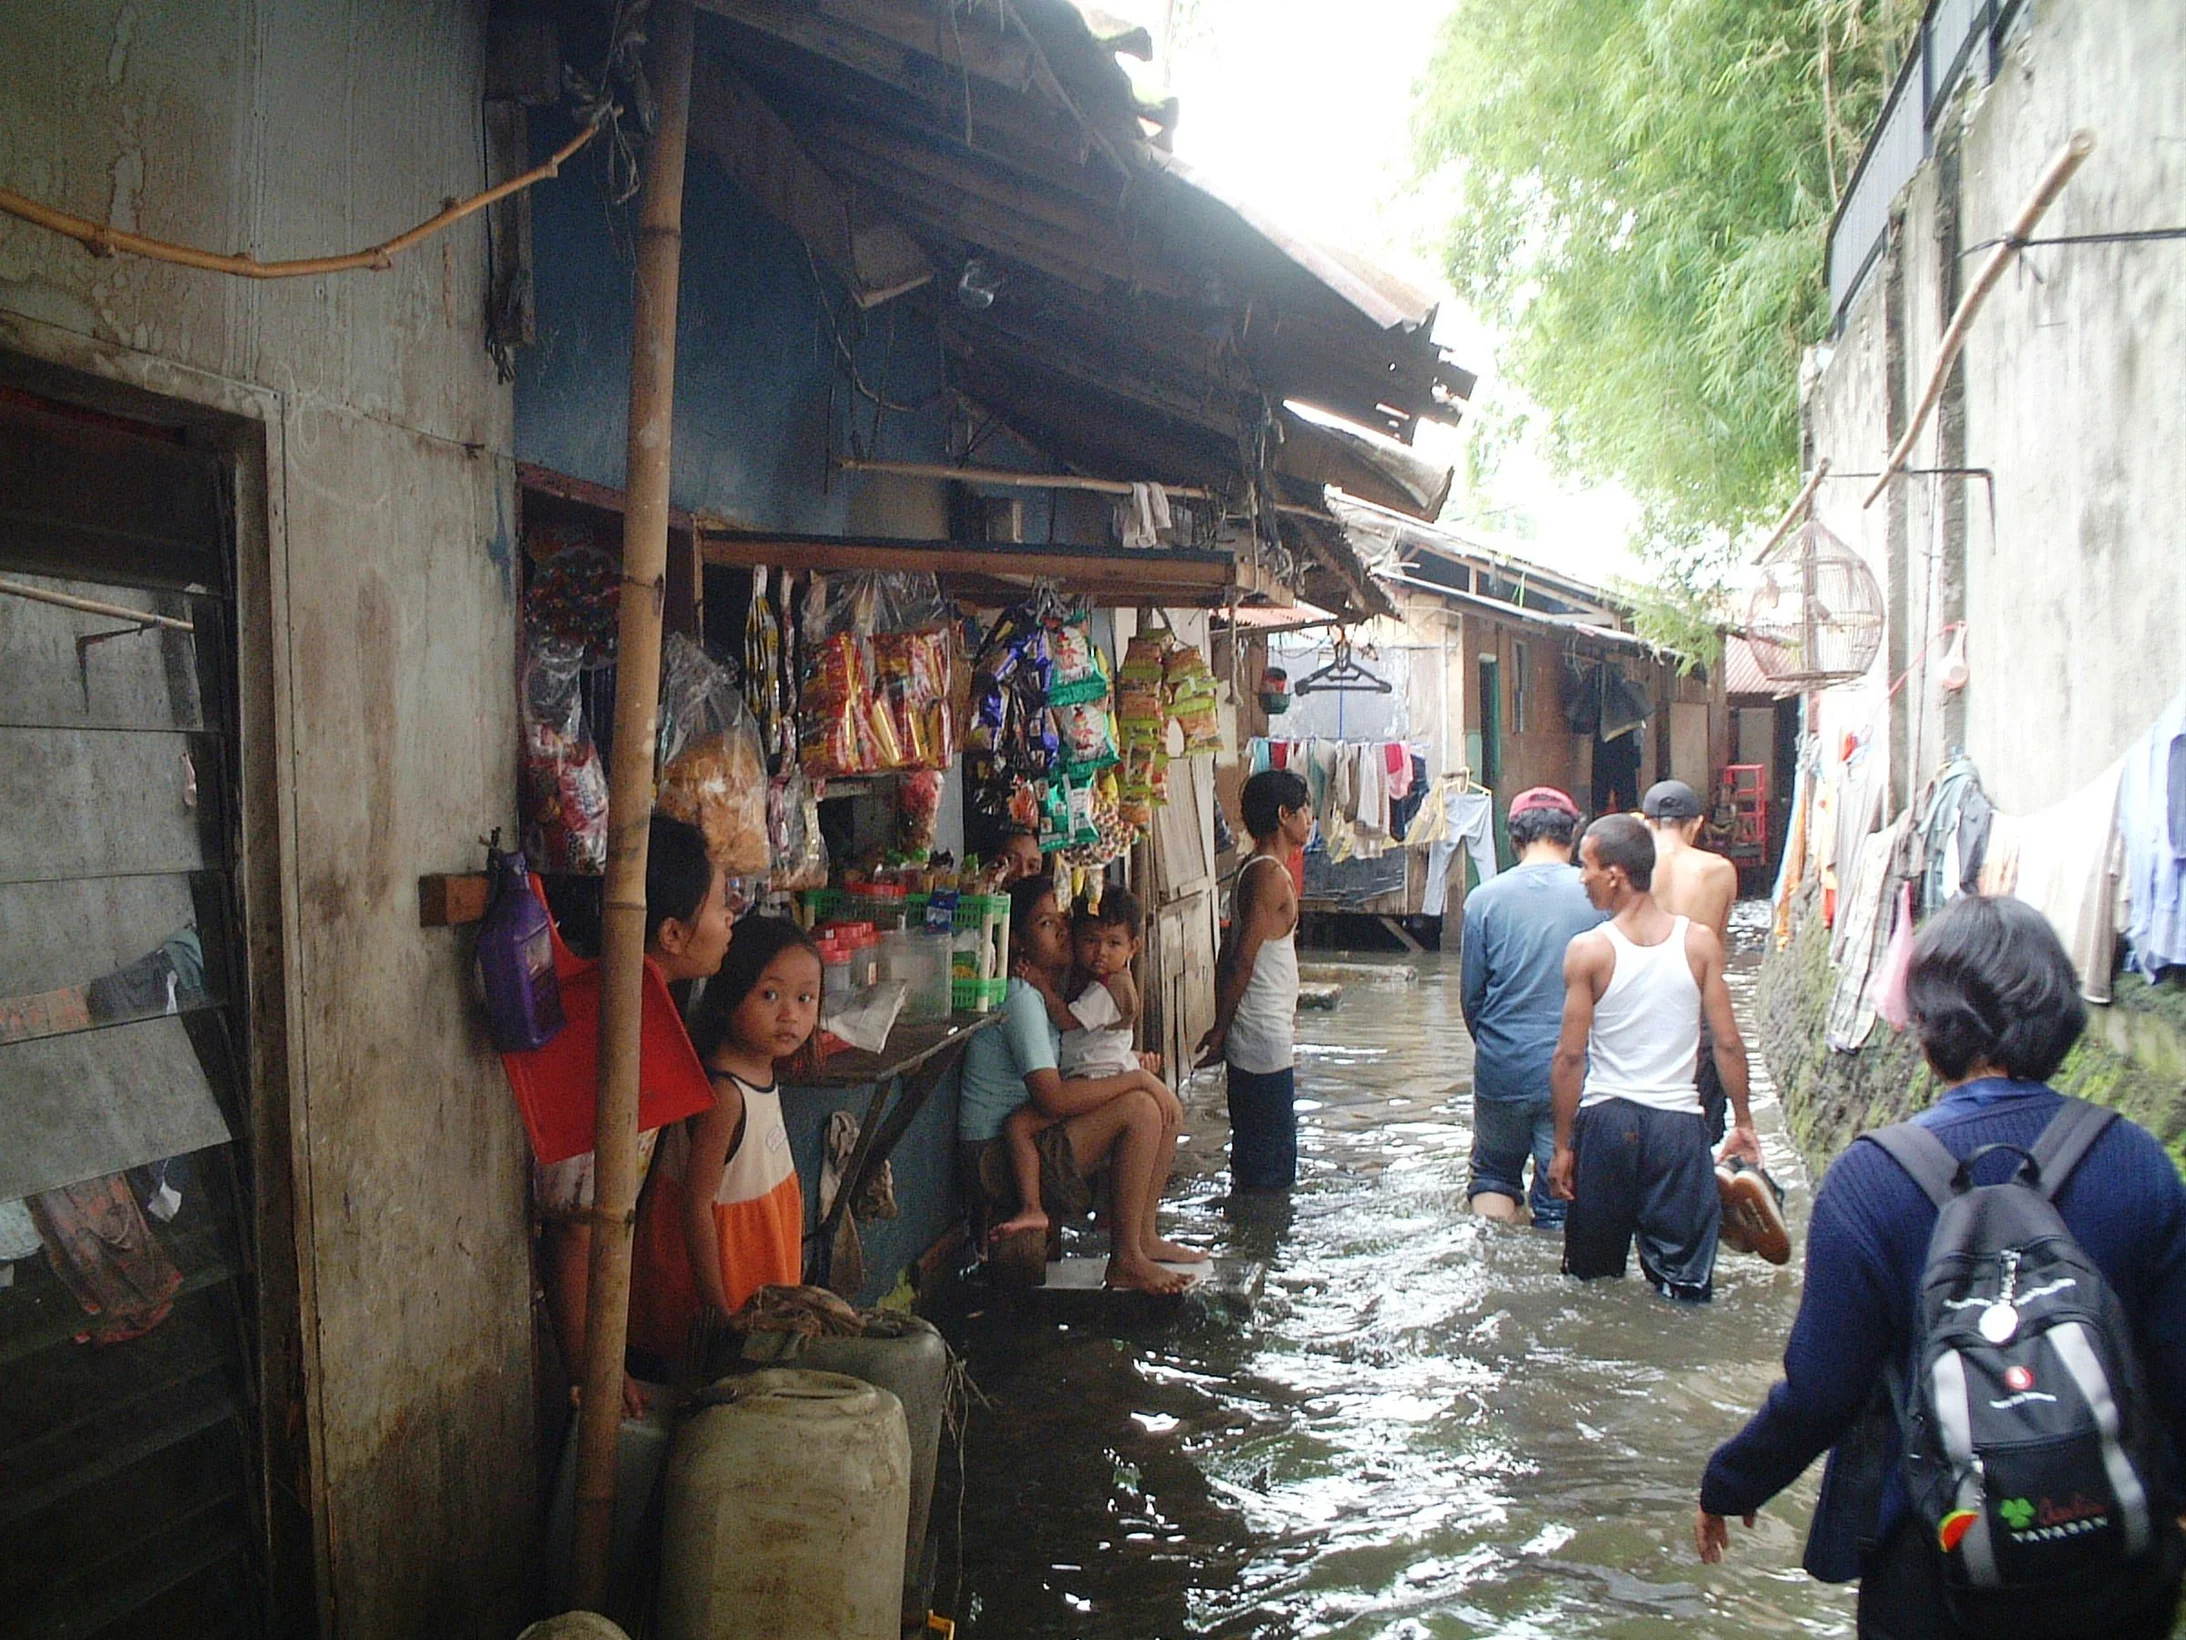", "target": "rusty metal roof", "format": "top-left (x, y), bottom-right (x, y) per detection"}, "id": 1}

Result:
top-left (689, 0), bottom-right (1469, 516)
